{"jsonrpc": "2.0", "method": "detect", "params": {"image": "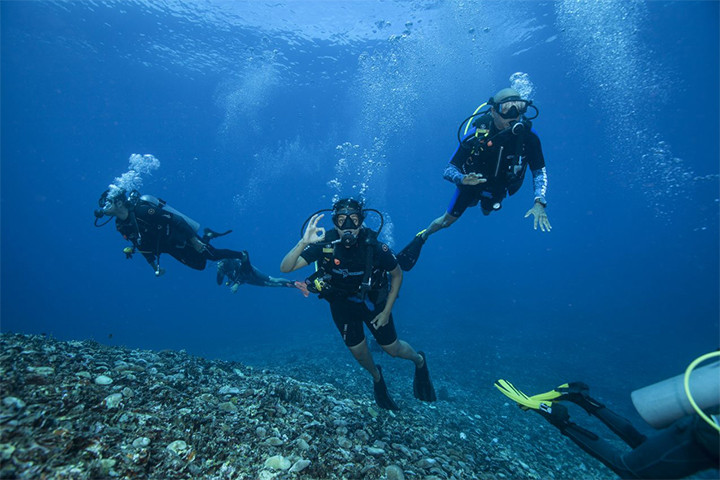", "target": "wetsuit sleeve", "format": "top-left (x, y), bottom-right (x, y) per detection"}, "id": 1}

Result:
top-left (299, 243), bottom-right (323, 264)
top-left (376, 243), bottom-right (398, 271)
top-left (443, 134), bottom-right (475, 185)
top-left (527, 131), bottom-right (547, 203)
